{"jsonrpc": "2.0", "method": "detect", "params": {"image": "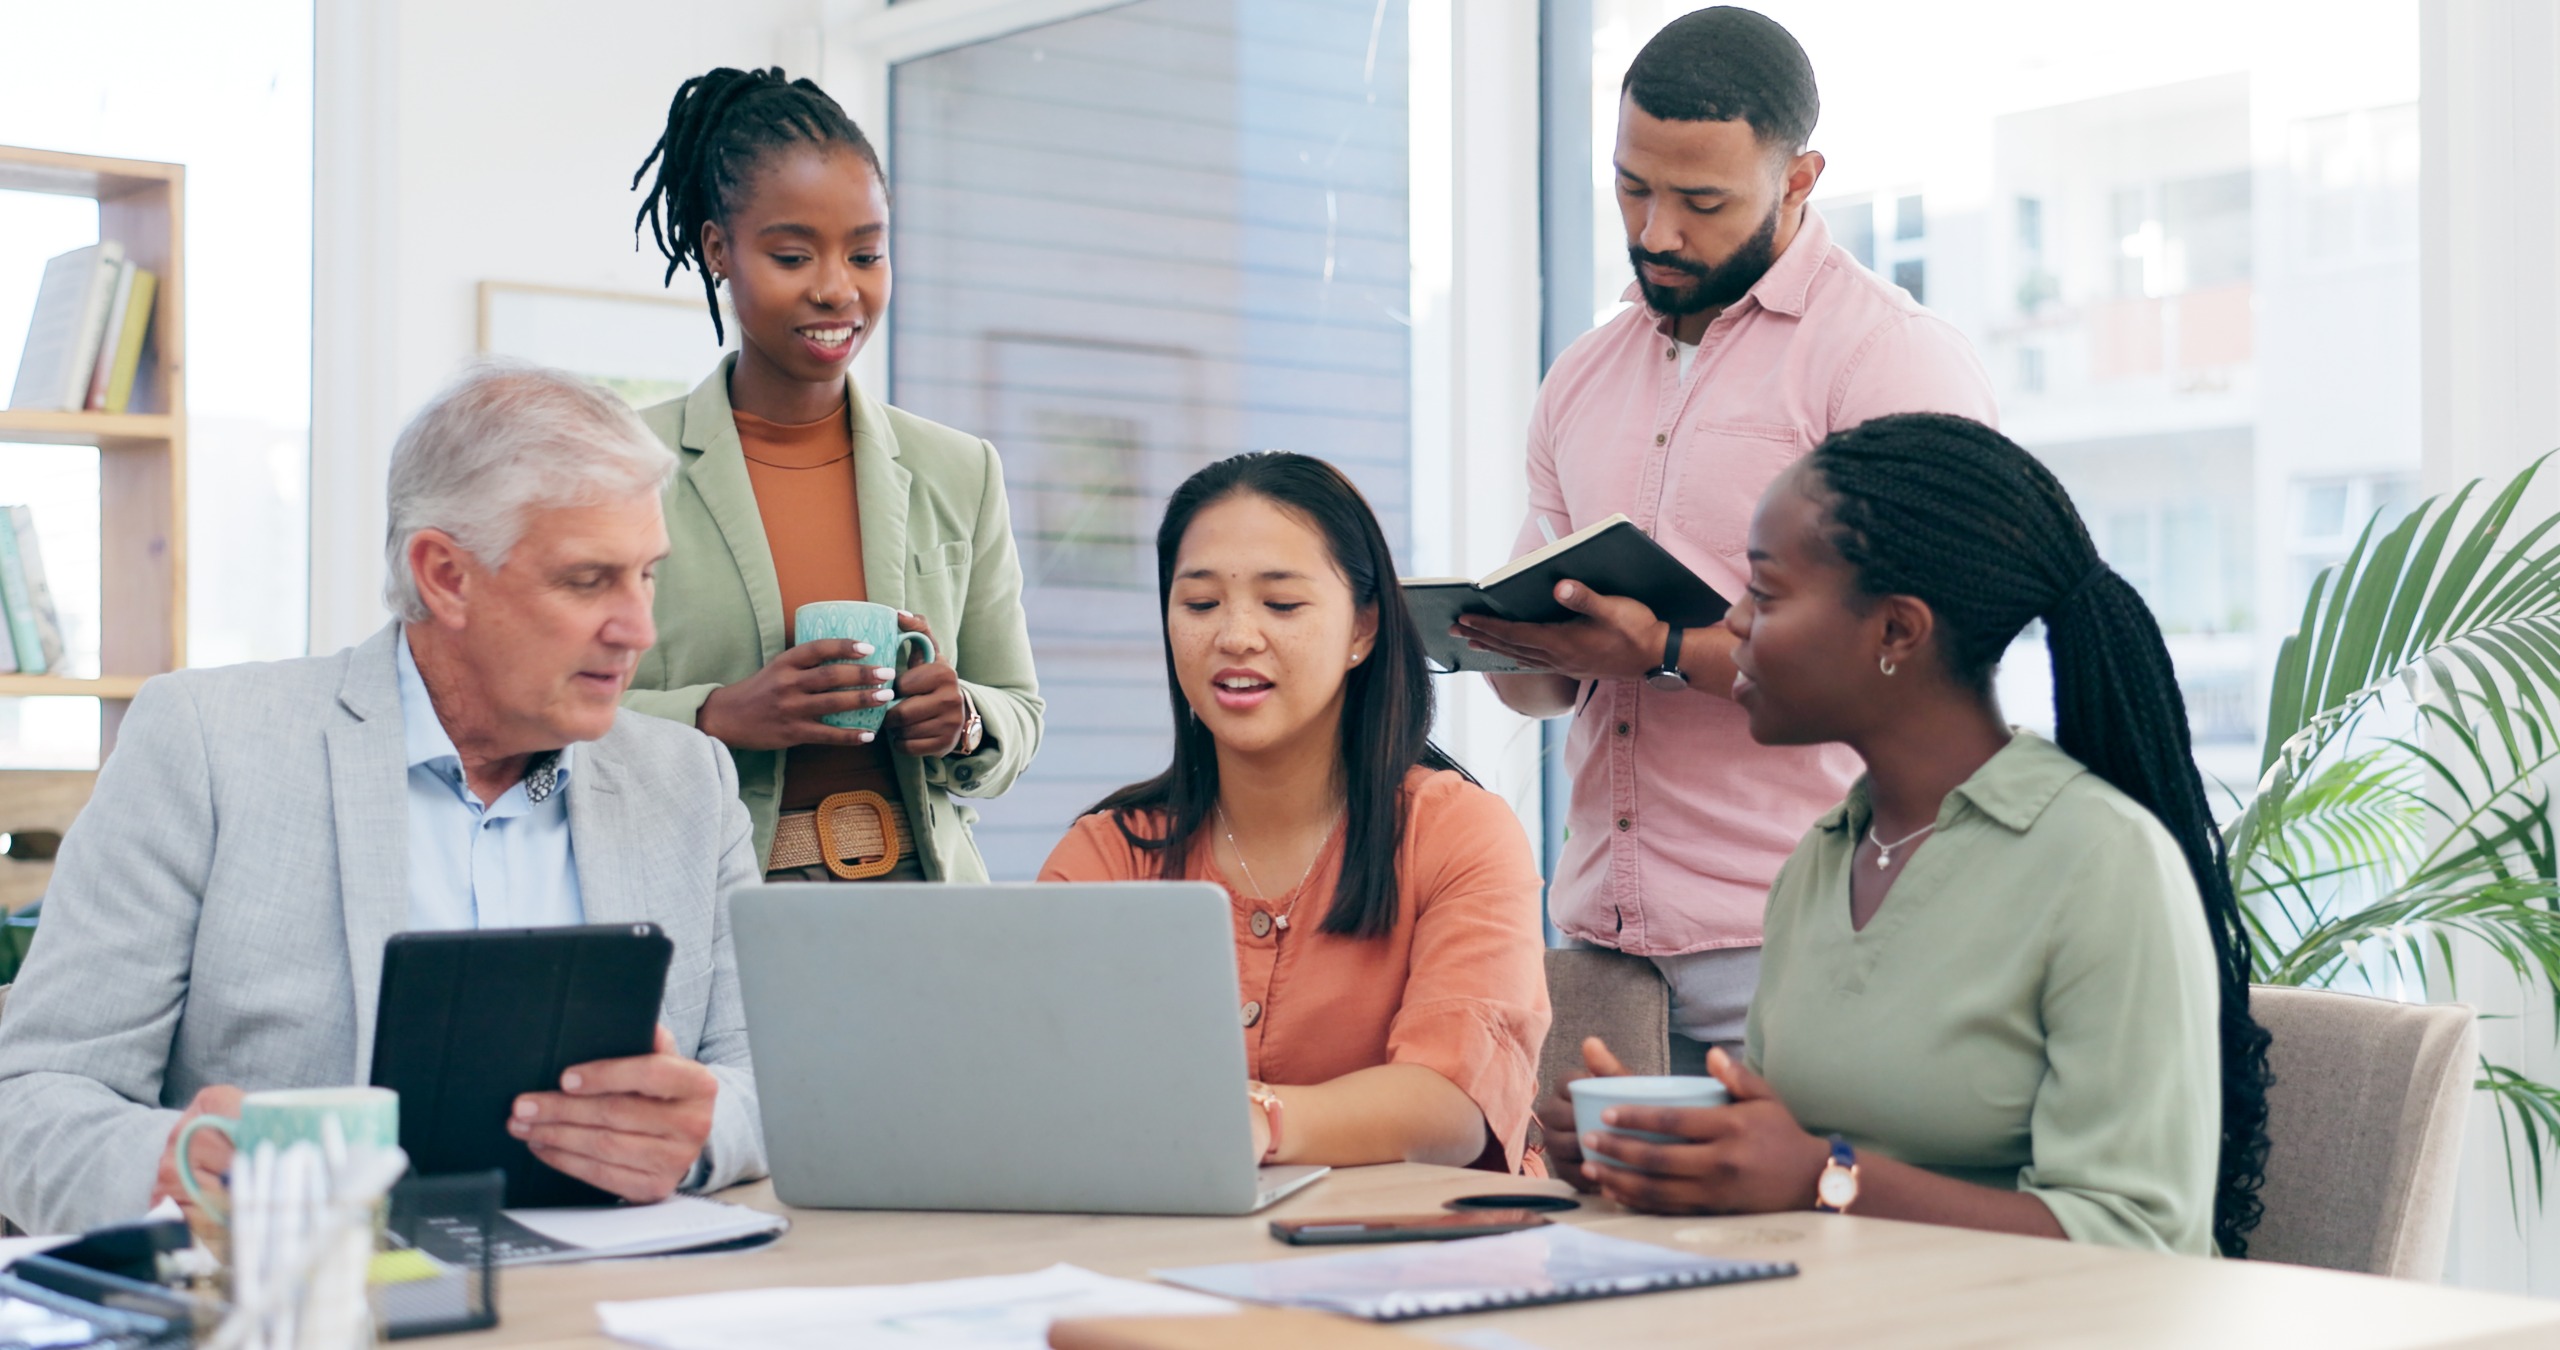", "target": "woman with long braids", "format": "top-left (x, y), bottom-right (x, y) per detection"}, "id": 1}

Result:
top-left (1539, 412), bottom-right (2272, 1256)
top-left (1042, 454), bottom-right (1551, 1174)
top-left (621, 67), bottom-right (1040, 882)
